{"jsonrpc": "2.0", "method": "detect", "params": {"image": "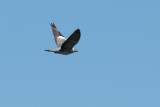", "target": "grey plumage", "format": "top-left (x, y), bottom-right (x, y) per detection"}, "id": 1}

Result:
top-left (45, 23), bottom-right (81, 55)
top-left (50, 23), bottom-right (66, 48)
